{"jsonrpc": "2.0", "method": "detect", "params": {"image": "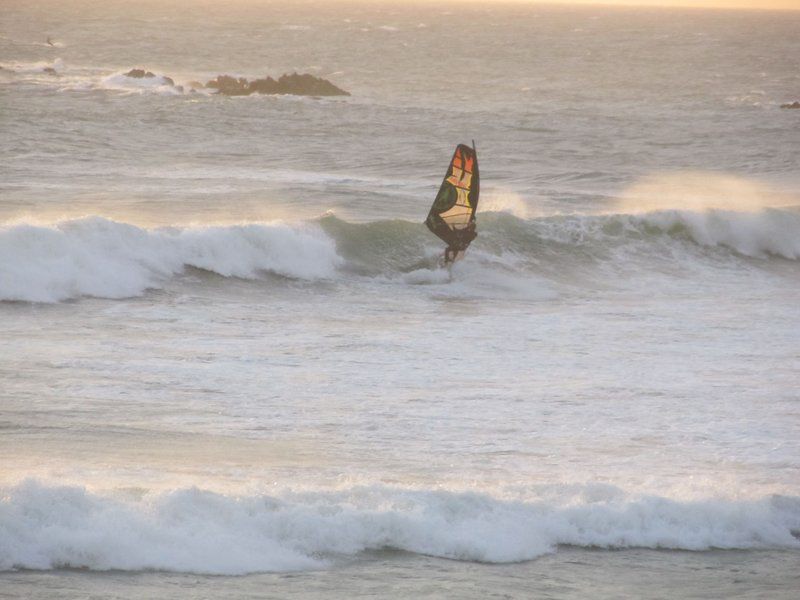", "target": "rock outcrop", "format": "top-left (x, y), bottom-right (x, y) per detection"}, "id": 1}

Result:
top-left (780, 101), bottom-right (800, 109)
top-left (117, 68), bottom-right (349, 97)
top-left (205, 72), bottom-right (349, 97)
